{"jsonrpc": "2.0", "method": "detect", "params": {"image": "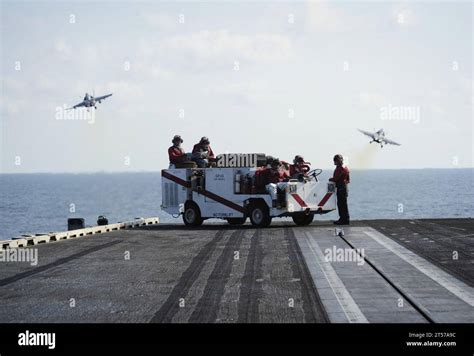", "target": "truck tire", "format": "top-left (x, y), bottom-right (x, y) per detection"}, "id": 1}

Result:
top-left (292, 213), bottom-right (314, 226)
top-left (249, 203), bottom-right (272, 228)
top-left (183, 203), bottom-right (203, 227)
top-left (226, 217), bottom-right (246, 225)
